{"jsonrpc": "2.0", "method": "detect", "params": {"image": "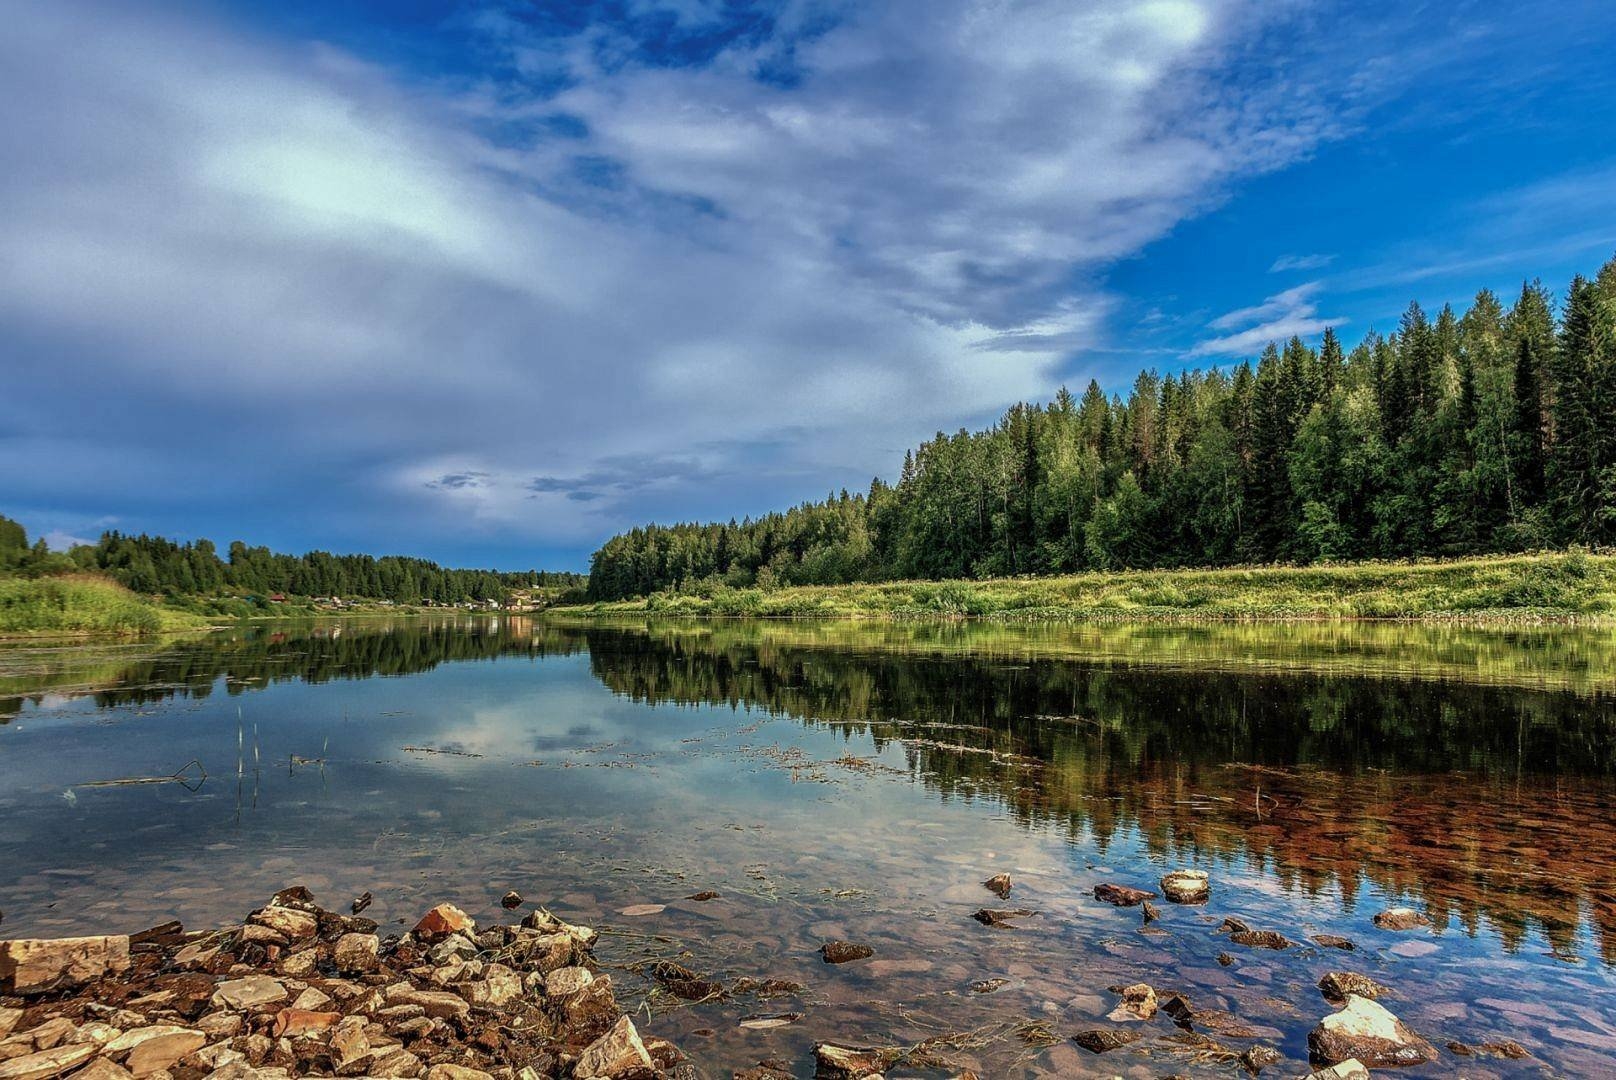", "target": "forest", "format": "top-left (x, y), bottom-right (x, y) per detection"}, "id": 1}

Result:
top-left (586, 256), bottom-right (1616, 601)
top-left (0, 518), bottom-right (582, 605)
